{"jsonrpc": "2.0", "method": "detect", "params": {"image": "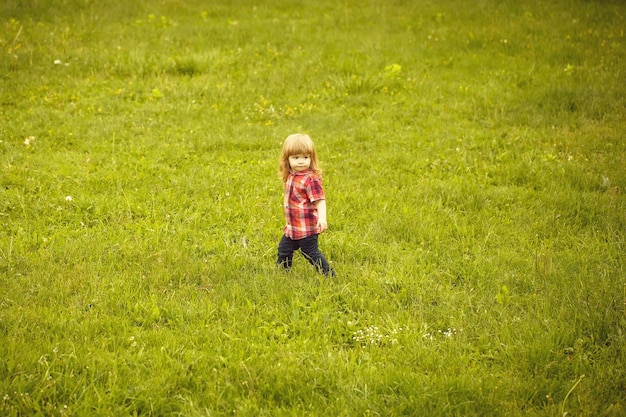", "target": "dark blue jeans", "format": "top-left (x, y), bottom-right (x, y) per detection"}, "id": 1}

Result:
top-left (277, 234), bottom-right (335, 276)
